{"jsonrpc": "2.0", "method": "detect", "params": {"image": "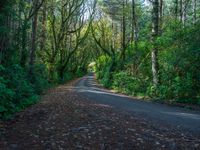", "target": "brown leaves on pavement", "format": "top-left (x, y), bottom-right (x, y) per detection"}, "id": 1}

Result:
top-left (0, 80), bottom-right (199, 150)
